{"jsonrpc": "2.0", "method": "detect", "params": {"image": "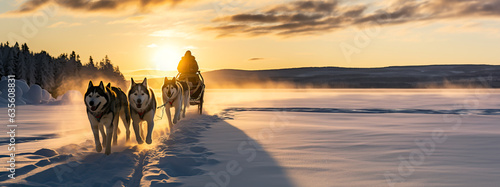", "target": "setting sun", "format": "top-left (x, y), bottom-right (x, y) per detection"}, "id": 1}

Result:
top-left (152, 44), bottom-right (182, 71)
